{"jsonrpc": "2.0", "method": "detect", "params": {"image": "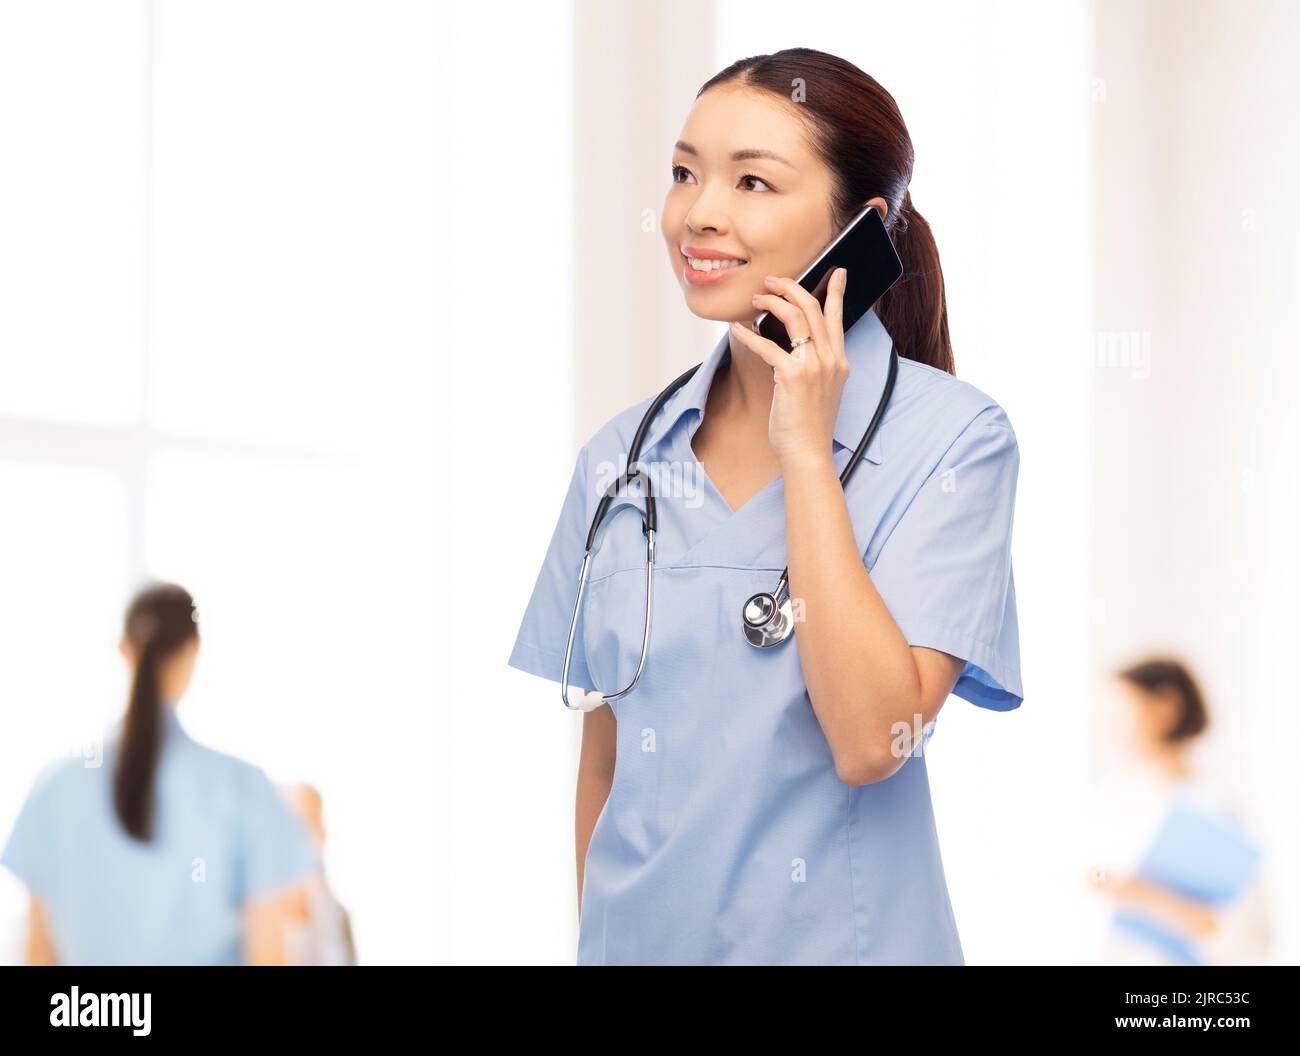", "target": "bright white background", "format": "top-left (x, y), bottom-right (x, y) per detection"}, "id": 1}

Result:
top-left (0, 0), bottom-right (440, 964)
top-left (1, 0), bottom-right (1294, 966)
